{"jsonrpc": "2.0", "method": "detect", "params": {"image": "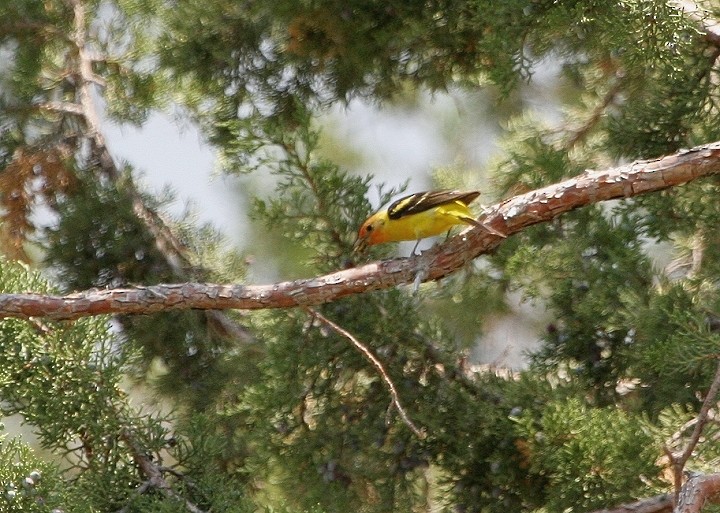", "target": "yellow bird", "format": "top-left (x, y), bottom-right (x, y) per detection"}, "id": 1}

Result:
top-left (353, 189), bottom-right (504, 254)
